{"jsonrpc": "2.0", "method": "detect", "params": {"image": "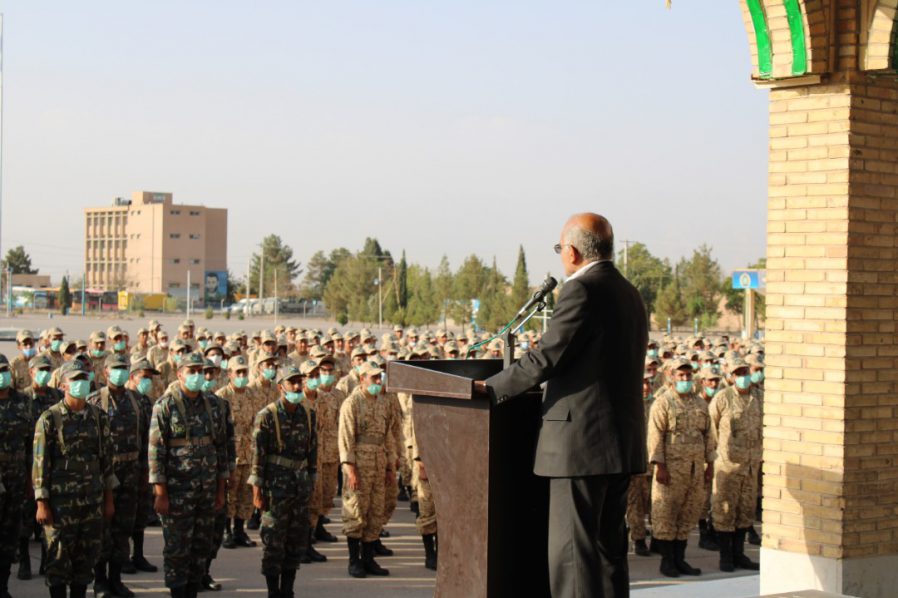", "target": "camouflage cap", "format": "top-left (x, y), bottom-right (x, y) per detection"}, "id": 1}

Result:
top-left (170, 339), bottom-right (189, 352)
top-left (130, 358), bottom-right (160, 375)
top-left (309, 345), bottom-right (327, 359)
top-left (106, 326), bottom-right (125, 339)
top-left (381, 333), bottom-right (396, 345)
top-left (728, 357), bottom-right (750, 373)
top-left (213, 331), bottom-right (227, 340)
top-left (362, 343), bottom-right (378, 355)
top-left (105, 353), bottom-right (130, 369)
top-left (29, 354), bottom-right (53, 369)
top-left (203, 358), bottom-right (219, 371)
top-left (359, 328), bottom-right (373, 339)
top-left (196, 327), bottom-right (210, 338)
top-left (643, 370), bottom-right (654, 380)
top-left (178, 352), bottom-right (206, 369)
top-left (228, 354), bottom-right (249, 372)
top-left (277, 364), bottom-right (304, 384)
top-left (274, 325), bottom-right (286, 335)
top-left (326, 327), bottom-right (338, 336)
top-left (669, 357), bottom-right (694, 371)
top-left (255, 352), bottom-right (278, 365)
top-left (89, 331), bottom-right (107, 343)
top-left (697, 368), bottom-right (722, 381)
top-left (299, 359), bottom-right (319, 376)
top-left (203, 343), bottom-right (224, 355)
top-left (74, 339), bottom-right (89, 350)
top-left (744, 354), bottom-right (765, 368)
top-left (350, 346), bottom-right (367, 359)
top-left (224, 342), bottom-right (241, 355)
top-left (393, 324), bottom-right (403, 332)
top-left (148, 319), bottom-right (162, 330)
top-left (322, 335), bottom-right (335, 345)
top-left (383, 342), bottom-right (400, 354)
top-left (182, 319), bottom-right (195, 328)
top-left (369, 355), bottom-right (387, 367)
top-left (251, 330), bottom-right (262, 339)
top-left (444, 341), bottom-right (460, 354)
top-left (136, 327), bottom-right (149, 336)
top-left (346, 331), bottom-right (360, 341)
top-left (260, 330), bottom-right (277, 343)
top-left (59, 359), bottom-right (89, 380)
top-left (358, 361), bottom-right (384, 378)
top-left (428, 346), bottom-right (443, 359)
top-left (406, 327), bottom-right (419, 336)
top-left (16, 329), bottom-right (34, 343)
top-left (277, 335), bottom-right (288, 348)
top-left (316, 354), bottom-right (336, 367)
top-left (47, 327), bottom-right (64, 337)
top-left (644, 355), bottom-right (661, 367)
top-left (329, 333), bottom-right (343, 341)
